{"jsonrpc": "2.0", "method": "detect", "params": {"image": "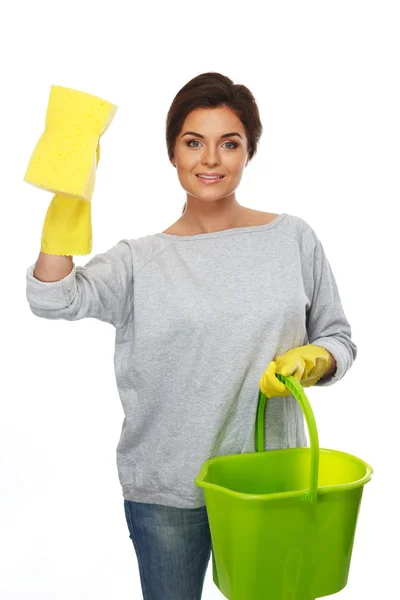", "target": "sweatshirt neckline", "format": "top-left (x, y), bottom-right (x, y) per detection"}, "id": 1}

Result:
top-left (155, 213), bottom-right (287, 240)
